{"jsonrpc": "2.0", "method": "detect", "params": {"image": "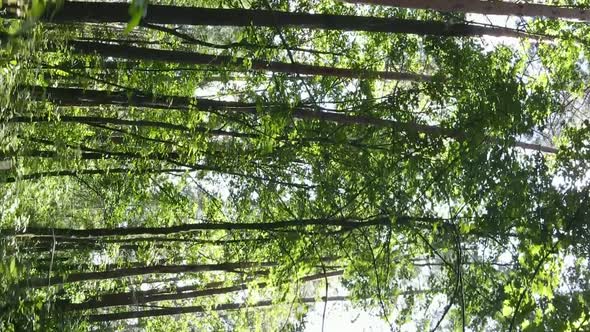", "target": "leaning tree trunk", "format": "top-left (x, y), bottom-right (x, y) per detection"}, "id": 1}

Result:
top-left (65, 41), bottom-right (427, 81)
top-left (5, 215), bottom-right (393, 238)
top-left (343, 0), bottom-right (590, 22)
top-left (9, 114), bottom-right (198, 133)
top-left (25, 262), bottom-right (276, 287)
top-left (19, 1), bottom-right (525, 38)
top-left (29, 235), bottom-right (266, 247)
top-left (88, 296), bottom-right (348, 322)
top-left (0, 168), bottom-right (186, 184)
top-left (23, 85), bottom-right (560, 153)
top-left (63, 270), bottom-right (344, 311)
top-left (0, 145), bottom-right (305, 188)
top-left (25, 85), bottom-right (454, 137)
